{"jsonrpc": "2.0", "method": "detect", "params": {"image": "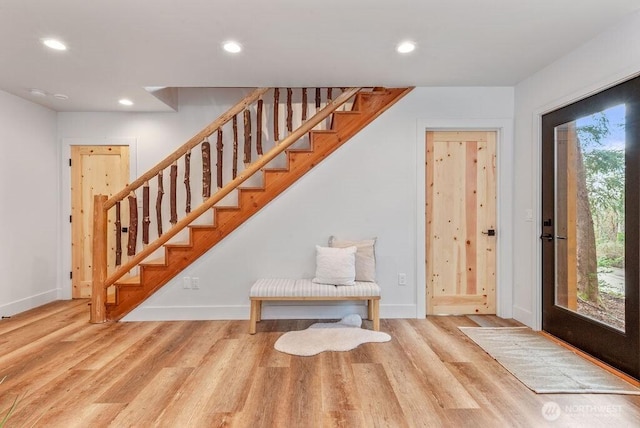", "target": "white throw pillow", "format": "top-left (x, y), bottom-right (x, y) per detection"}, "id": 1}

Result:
top-left (312, 245), bottom-right (357, 286)
top-left (329, 236), bottom-right (376, 282)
